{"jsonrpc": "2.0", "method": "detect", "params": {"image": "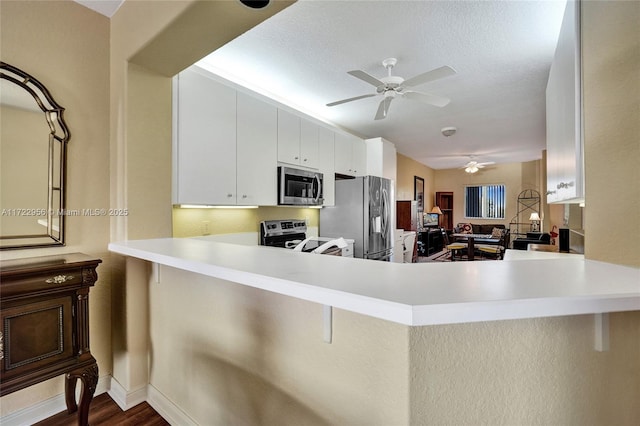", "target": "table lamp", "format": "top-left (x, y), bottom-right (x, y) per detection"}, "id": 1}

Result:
top-left (529, 212), bottom-right (541, 232)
